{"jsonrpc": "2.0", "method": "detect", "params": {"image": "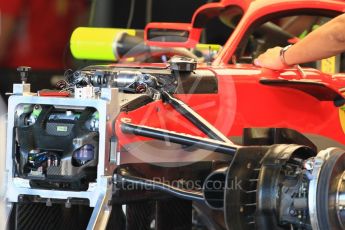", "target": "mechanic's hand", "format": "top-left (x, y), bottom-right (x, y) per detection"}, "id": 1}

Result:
top-left (254, 46), bottom-right (290, 70)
